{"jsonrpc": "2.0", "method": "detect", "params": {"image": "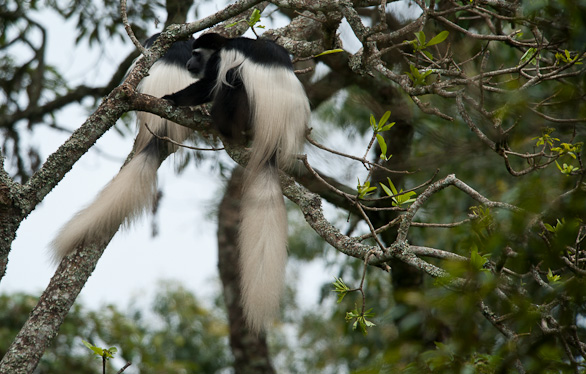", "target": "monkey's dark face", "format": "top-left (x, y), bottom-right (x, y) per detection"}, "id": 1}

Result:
top-left (186, 48), bottom-right (214, 78)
